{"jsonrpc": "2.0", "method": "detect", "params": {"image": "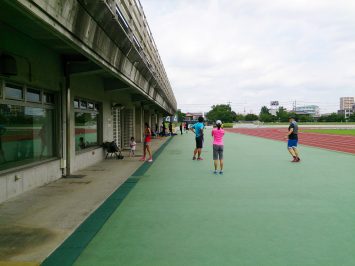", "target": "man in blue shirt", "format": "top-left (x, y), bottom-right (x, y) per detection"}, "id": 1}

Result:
top-left (190, 116), bottom-right (205, 160)
top-left (285, 116), bottom-right (301, 162)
